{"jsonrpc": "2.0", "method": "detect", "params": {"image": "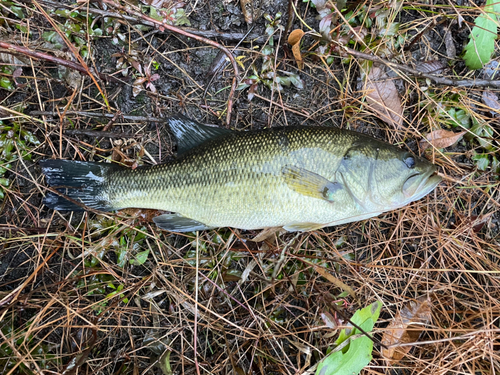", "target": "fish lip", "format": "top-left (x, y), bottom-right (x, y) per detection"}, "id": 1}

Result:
top-left (403, 165), bottom-right (441, 201)
top-left (411, 166), bottom-right (442, 201)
